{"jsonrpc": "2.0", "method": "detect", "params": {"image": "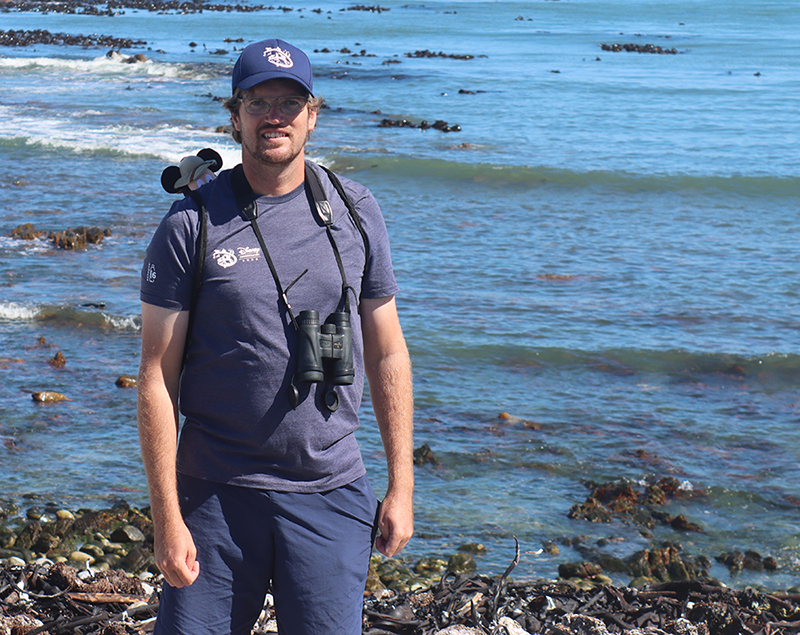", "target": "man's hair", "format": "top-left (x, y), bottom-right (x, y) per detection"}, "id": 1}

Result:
top-left (223, 87), bottom-right (323, 144)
